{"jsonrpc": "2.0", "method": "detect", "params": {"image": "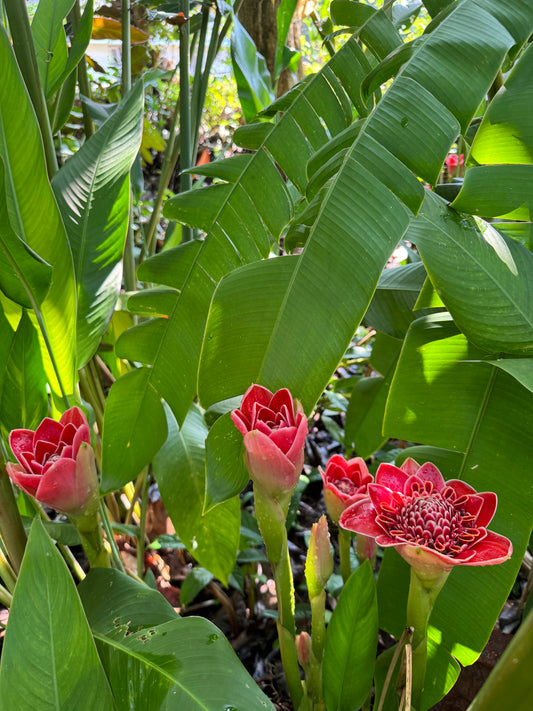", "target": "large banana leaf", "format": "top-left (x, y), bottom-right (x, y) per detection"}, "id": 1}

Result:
top-left (0, 26), bottom-right (77, 399)
top-left (52, 82), bottom-right (144, 368)
top-left (30, 0), bottom-right (75, 97)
